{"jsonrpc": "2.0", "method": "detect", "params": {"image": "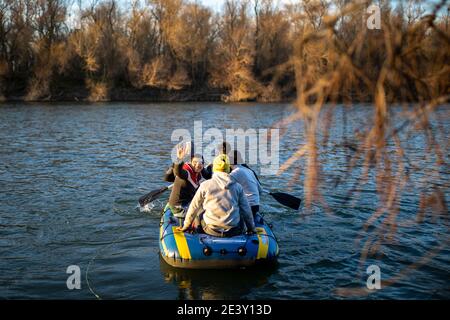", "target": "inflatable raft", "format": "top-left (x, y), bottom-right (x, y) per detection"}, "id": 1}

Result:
top-left (159, 205), bottom-right (279, 269)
